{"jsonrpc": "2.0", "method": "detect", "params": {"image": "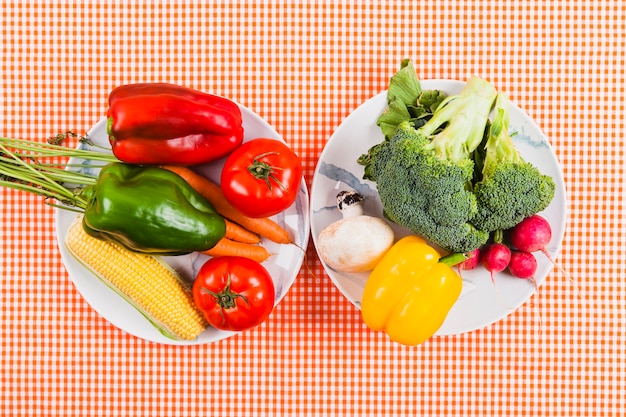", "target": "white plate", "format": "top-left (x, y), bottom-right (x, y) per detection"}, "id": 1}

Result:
top-left (310, 80), bottom-right (567, 336)
top-left (55, 103), bottom-right (310, 345)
